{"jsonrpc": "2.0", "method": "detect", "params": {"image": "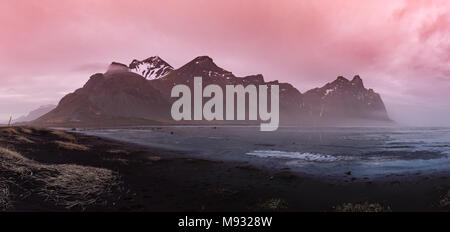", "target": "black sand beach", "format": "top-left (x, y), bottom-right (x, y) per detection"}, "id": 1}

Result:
top-left (1, 126), bottom-right (449, 212)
